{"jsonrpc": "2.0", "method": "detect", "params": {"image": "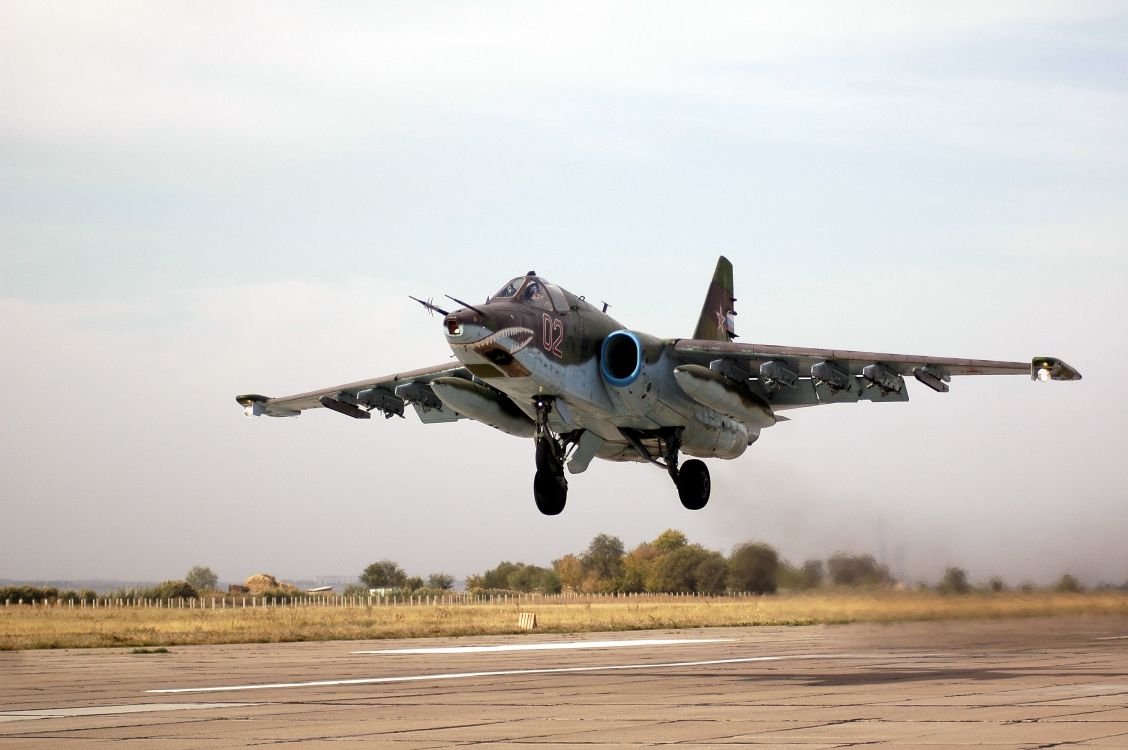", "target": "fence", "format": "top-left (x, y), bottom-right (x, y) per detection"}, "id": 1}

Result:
top-left (2, 591), bottom-right (763, 610)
